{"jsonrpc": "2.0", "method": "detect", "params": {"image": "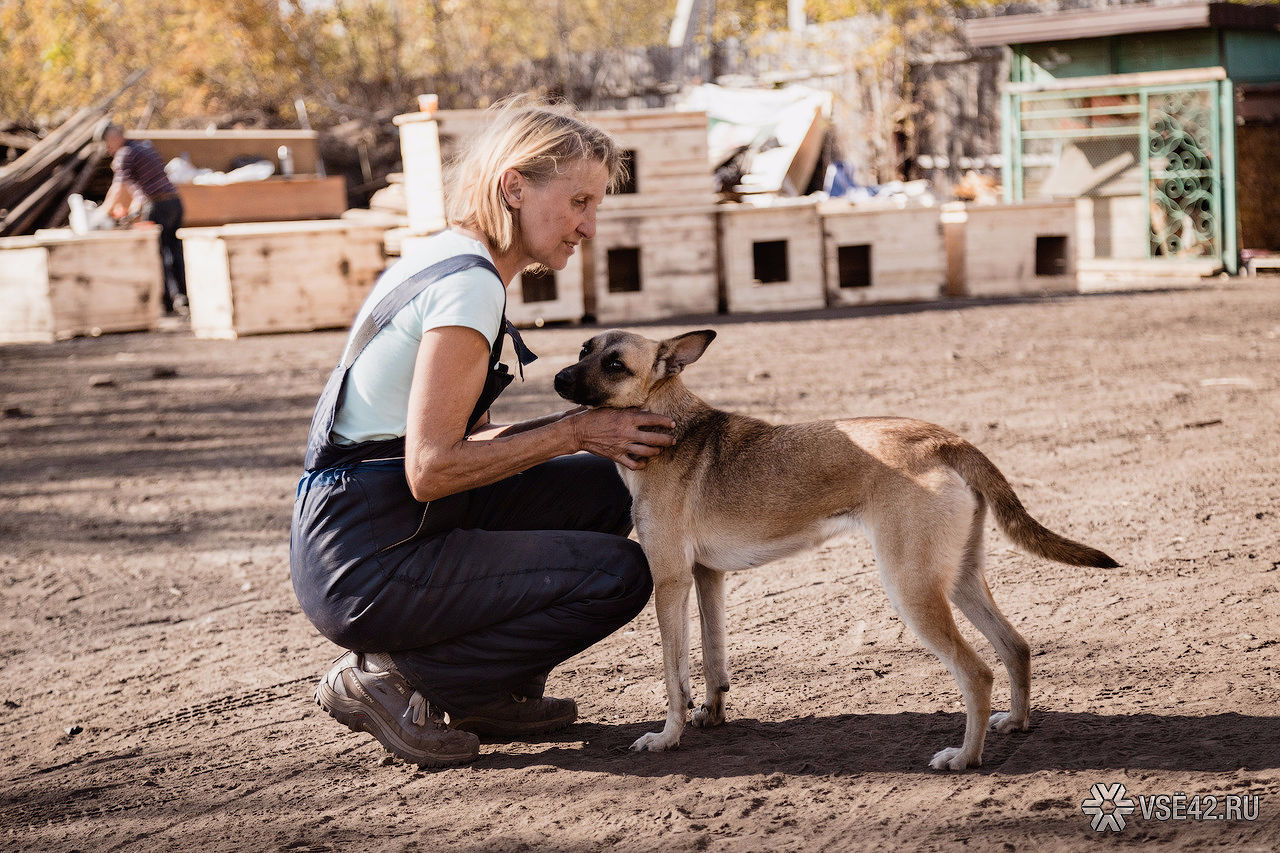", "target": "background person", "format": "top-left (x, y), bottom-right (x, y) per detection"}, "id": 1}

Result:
top-left (291, 100), bottom-right (674, 767)
top-left (101, 124), bottom-right (188, 316)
